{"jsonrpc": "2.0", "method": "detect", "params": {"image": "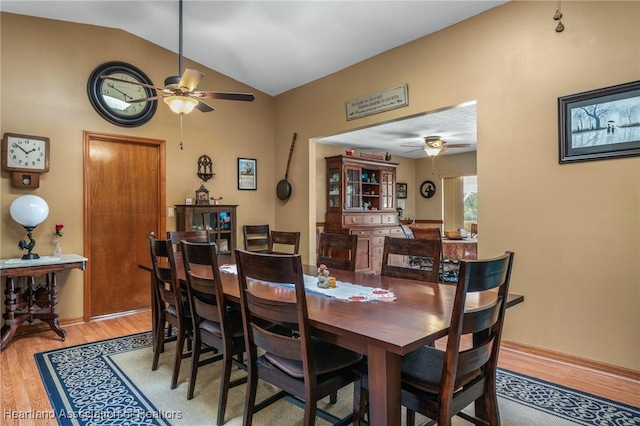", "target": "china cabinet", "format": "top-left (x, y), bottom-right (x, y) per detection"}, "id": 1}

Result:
top-left (175, 205), bottom-right (238, 255)
top-left (324, 155), bottom-right (403, 273)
